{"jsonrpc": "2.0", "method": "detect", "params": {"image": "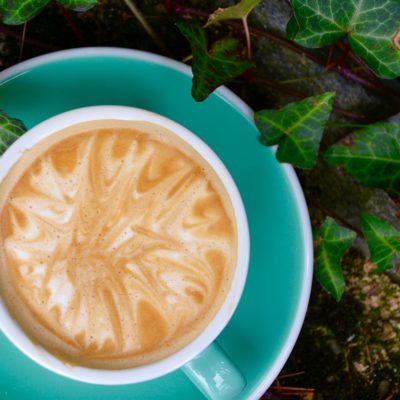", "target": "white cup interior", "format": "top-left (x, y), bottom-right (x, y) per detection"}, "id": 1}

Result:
top-left (0, 106), bottom-right (250, 385)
